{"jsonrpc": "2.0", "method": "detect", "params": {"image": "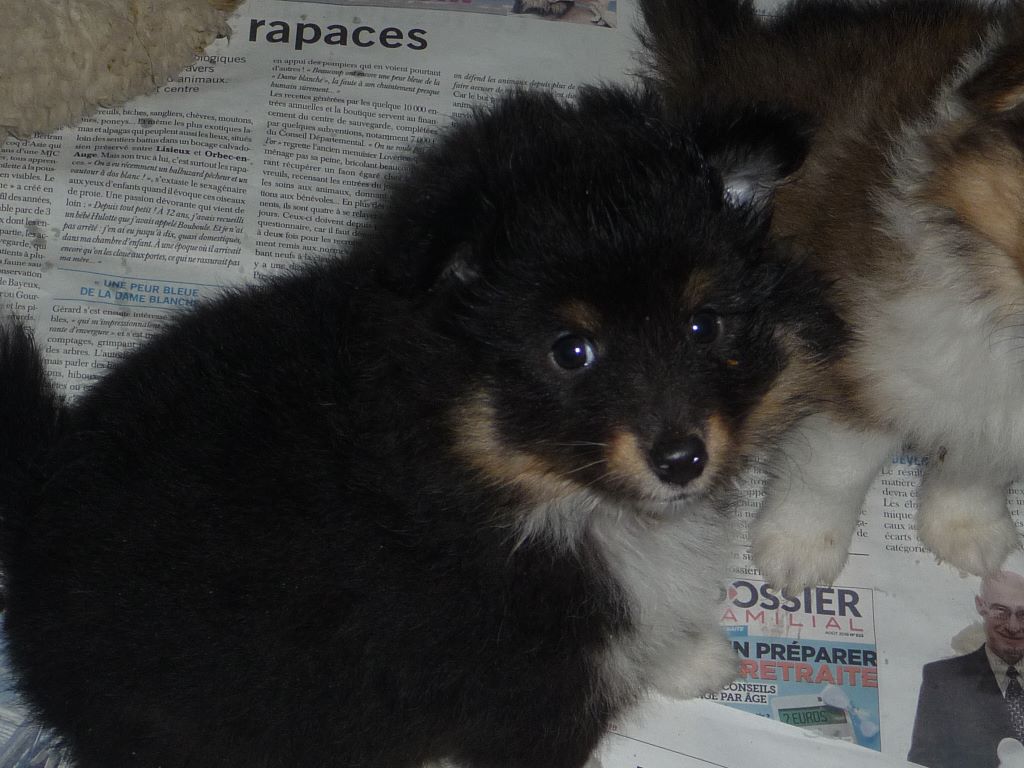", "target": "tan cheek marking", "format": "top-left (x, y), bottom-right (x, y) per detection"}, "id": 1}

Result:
top-left (450, 393), bottom-right (582, 502)
top-left (741, 375), bottom-right (805, 448)
top-left (605, 429), bottom-right (651, 485)
top-left (739, 330), bottom-right (831, 449)
top-left (702, 411), bottom-right (734, 482)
